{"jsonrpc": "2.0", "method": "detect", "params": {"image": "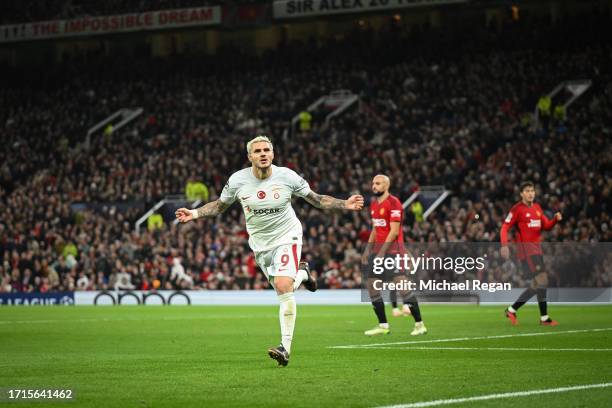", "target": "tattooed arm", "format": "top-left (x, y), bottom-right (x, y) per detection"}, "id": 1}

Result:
top-left (175, 200), bottom-right (230, 222)
top-left (303, 191), bottom-right (364, 212)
